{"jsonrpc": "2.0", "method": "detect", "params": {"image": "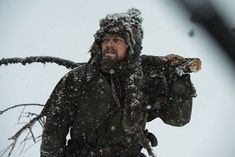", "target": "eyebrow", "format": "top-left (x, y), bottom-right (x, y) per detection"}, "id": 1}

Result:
top-left (103, 33), bottom-right (124, 38)
top-left (103, 36), bottom-right (125, 41)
